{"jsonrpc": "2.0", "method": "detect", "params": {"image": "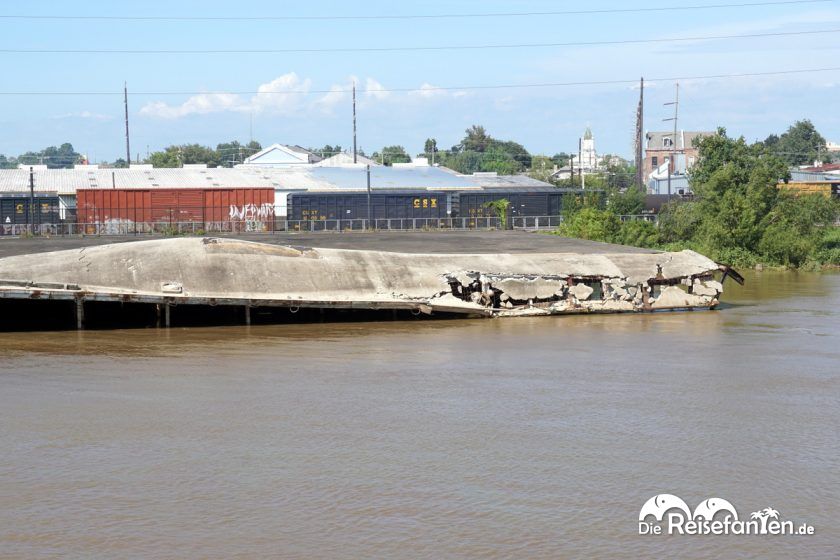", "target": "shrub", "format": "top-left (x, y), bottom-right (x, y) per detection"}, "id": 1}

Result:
top-left (757, 222), bottom-right (814, 267)
top-left (616, 220), bottom-right (660, 248)
top-left (556, 208), bottom-right (620, 243)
